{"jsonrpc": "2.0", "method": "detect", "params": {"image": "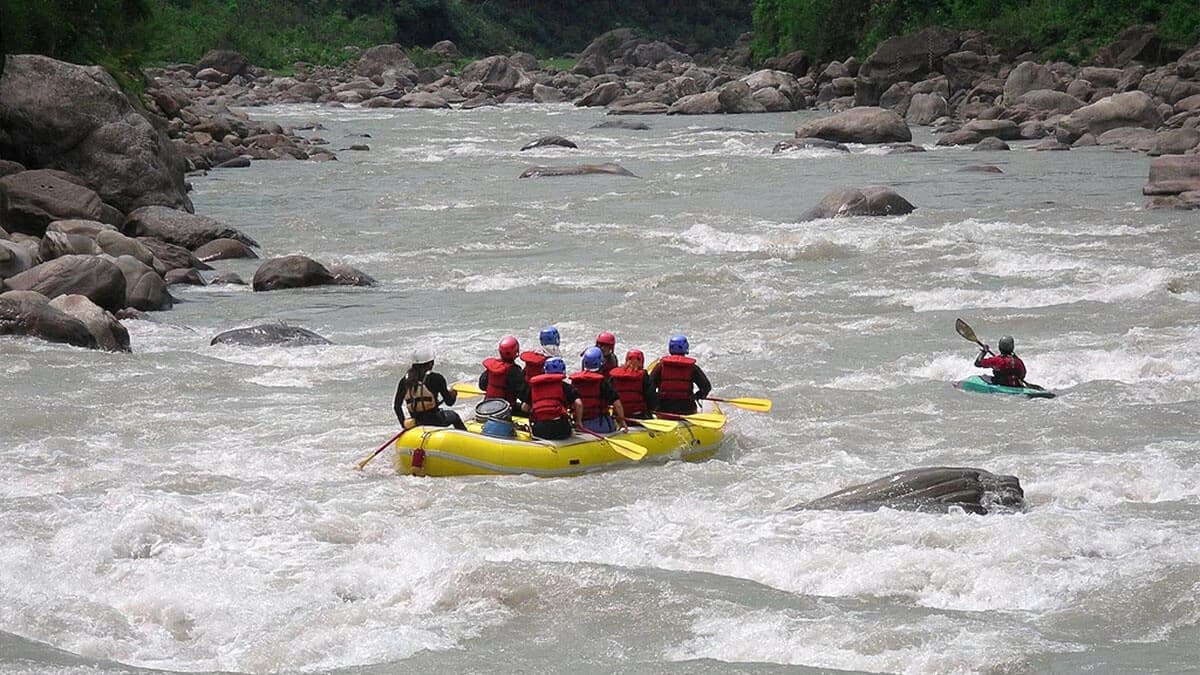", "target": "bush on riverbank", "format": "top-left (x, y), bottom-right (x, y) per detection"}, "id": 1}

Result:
top-left (752, 0), bottom-right (1200, 63)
